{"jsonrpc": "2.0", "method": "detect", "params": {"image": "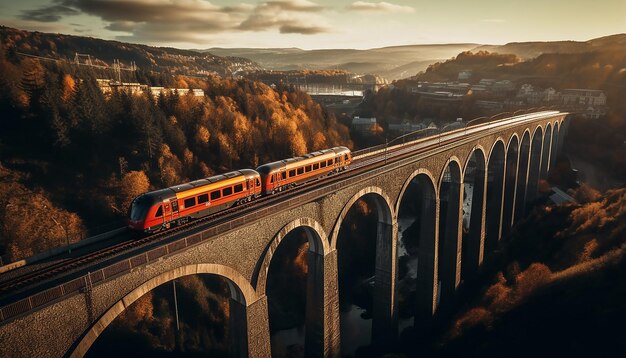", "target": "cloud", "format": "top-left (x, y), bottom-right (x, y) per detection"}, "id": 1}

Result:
top-left (279, 24), bottom-right (328, 34)
top-left (18, 0), bottom-right (331, 42)
top-left (238, 1), bottom-right (330, 34)
top-left (348, 1), bottom-right (414, 13)
top-left (20, 5), bottom-right (79, 22)
top-left (263, 0), bottom-right (324, 12)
